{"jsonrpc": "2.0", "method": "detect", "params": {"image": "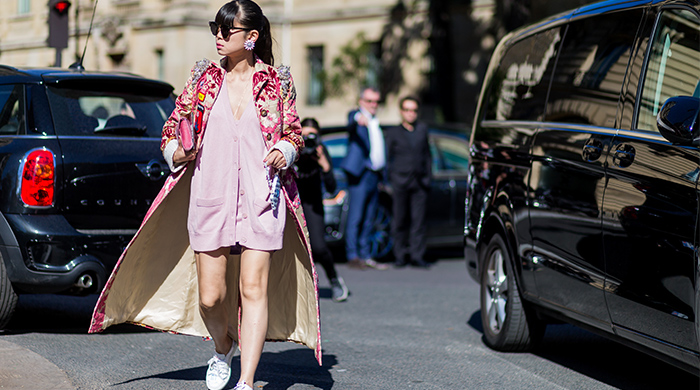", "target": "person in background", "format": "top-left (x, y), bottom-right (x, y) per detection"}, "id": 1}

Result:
top-left (384, 96), bottom-right (431, 268)
top-left (340, 87), bottom-right (390, 270)
top-left (296, 117), bottom-right (350, 302)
